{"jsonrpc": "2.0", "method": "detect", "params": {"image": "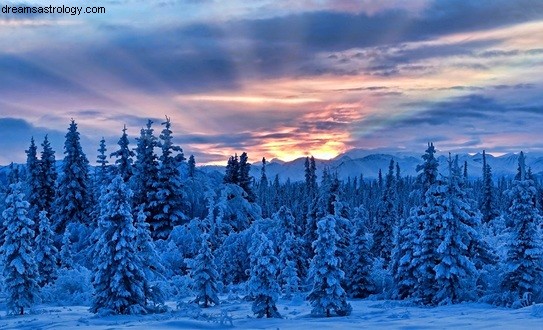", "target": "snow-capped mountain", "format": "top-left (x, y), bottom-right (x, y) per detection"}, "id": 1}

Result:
top-left (241, 149), bottom-right (541, 182)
